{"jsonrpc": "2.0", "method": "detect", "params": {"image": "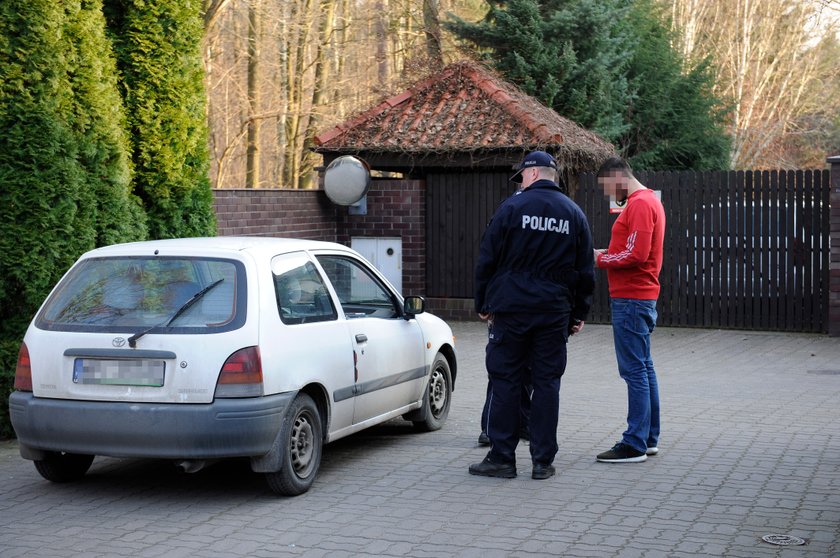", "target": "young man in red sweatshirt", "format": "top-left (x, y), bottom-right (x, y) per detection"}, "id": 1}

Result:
top-left (594, 157), bottom-right (666, 463)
